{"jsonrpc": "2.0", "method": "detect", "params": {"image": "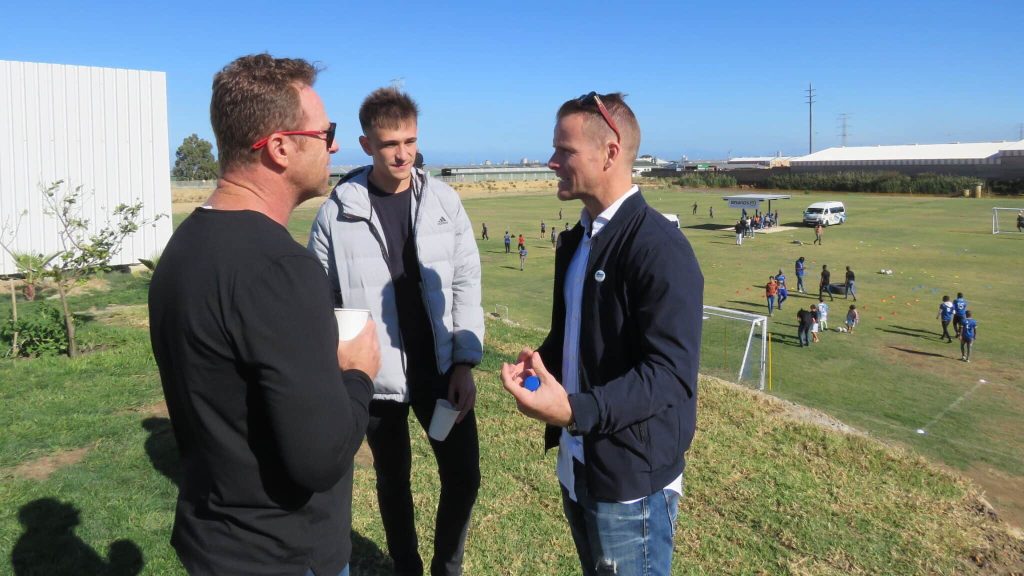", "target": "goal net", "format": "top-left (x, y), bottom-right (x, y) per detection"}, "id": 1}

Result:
top-left (992, 207), bottom-right (1024, 234)
top-left (700, 306), bottom-right (769, 390)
